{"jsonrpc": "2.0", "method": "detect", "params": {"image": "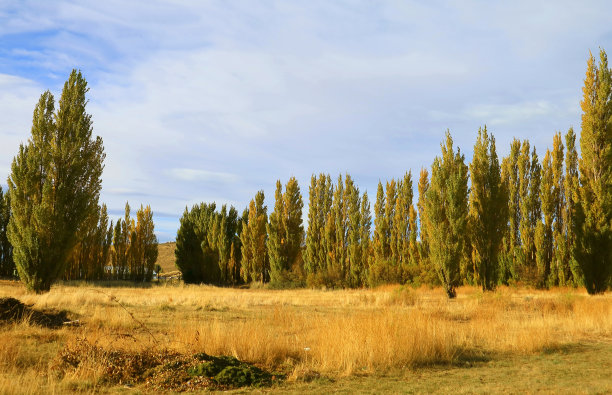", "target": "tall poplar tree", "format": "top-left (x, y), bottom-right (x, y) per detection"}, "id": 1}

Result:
top-left (550, 133), bottom-right (567, 285)
top-left (267, 181), bottom-right (285, 283)
top-left (268, 177), bottom-right (304, 284)
top-left (417, 168), bottom-right (434, 283)
top-left (0, 187), bottom-right (14, 277)
top-left (345, 175), bottom-right (362, 287)
top-left (469, 126), bottom-right (508, 291)
top-left (134, 205), bottom-right (158, 282)
top-left (241, 191), bottom-right (268, 283)
top-left (305, 174), bottom-right (332, 278)
top-left (564, 128), bottom-right (581, 285)
top-left (500, 139), bottom-right (521, 283)
top-left (536, 150), bottom-right (554, 287)
top-left (574, 49), bottom-right (612, 294)
top-left (517, 141), bottom-right (541, 284)
top-left (425, 131), bottom-right (469, 298)
top-left (7, 70), bottom-right (105, 292)
top-left (360, 191), bottom-right (372, 287)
